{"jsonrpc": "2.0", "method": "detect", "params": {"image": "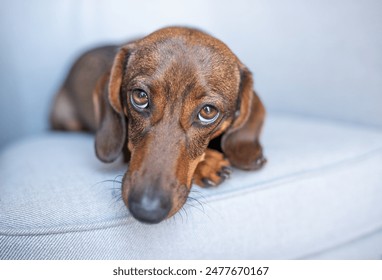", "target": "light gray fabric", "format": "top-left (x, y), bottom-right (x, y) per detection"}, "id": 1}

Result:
top-left (1, 114), bottom-right (381, 259)
top-left (305, 229), bottom-right (382, 260)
